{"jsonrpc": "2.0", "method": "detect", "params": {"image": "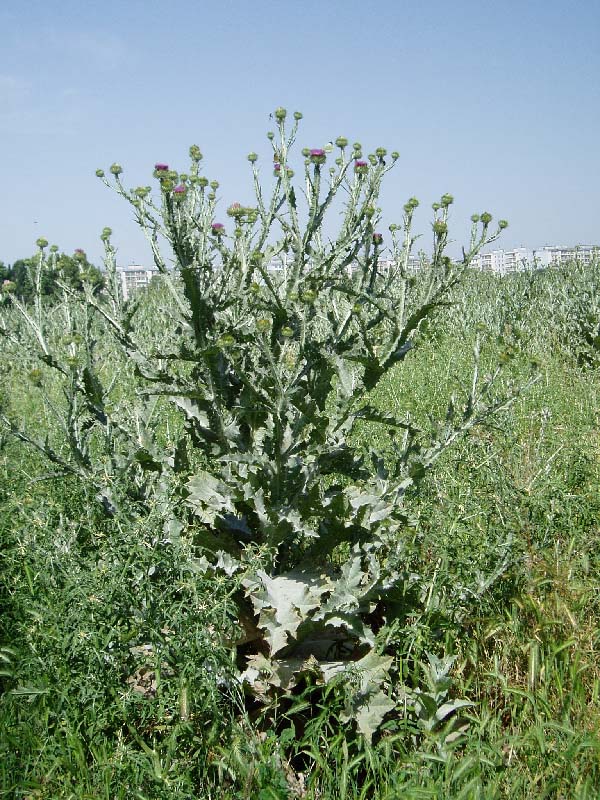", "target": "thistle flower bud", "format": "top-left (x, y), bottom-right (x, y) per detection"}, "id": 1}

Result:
top-left (173, 184), bottom-right (186, 199)
top-left (247, 152), bottom-right (258, 163)
top-left (110, 163), bottom-right (123, 176)
top-left (309, 148), bottom-right (326, 165)
top-left (352, 142), bottom-right (361, 151)
top-left (267, 131), bottom-right (275, 140)
top-left (432, 202), bottom-right (441, 212)
top-left (211, 222), bottom-right (225, 235)
top-left (391, 151), bottom-right (400, 160)
top-left (389, 223), bottom-right (398, 232)
top-left (189, 145), bottom-right (202, 161)
top-left (179, 173), bottom-right (188, 182)
top-left (365, 206), bottom-right (376, 218)
top-left (161, 179), bottom-right (174, 193)
top-left (354, 160), bottom-right (368, 175)
top-left (208, 192), bottom-right (216, 201)
top-left (440, 193), bottom-right (454, 207)
top-left (95, 169), bottom-right (105, 178)
top-left (432, 220), bottom-right (448, 236)
top-left (100, 227), bottom-right (112, 241)
top-left (134, 186), bottom-right (150, 198)
top-left (74, 248), bottom-right (86, 261)
top-left (273, 163), bottom-right (281, 177)
top-left (335, 136), bottom-right (348, 148)
top-left (281, 326), bottom-right (294, 338)
top-left (198, 177), bottom-right (209, 188)
top-left (498, 219), bottom-right (509, 229)
top-left (2, 279), bottom-right (16, 293)
top-left (301, 289), bottom-right (317, 303)
top-left (227, 202), bottom-right (243, 218)
top-left (274, 106), bottom-right (287, 121)
top-left (50, 244), bottom-right (59, 252)
top-left (480, 212), bottom-right (493, 225)
top-left (470, 214), bottom-right (480, 223)
top-left (256, 317), bottom-right (271, 332)
top-left (36, 237), bottom-right (48, 249)
top-left (218, 334), bottom-right (236, 347)
top-left (372, 232), bottom-right (383, 246)
top-left (301, 148), bottom-right (310, 157)
top-left (293, 111), bottom-right (303, 120)
top-left (375, 147), bottom-right (387, 158)
top-left (153, 163), bottom-right (169, 178)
